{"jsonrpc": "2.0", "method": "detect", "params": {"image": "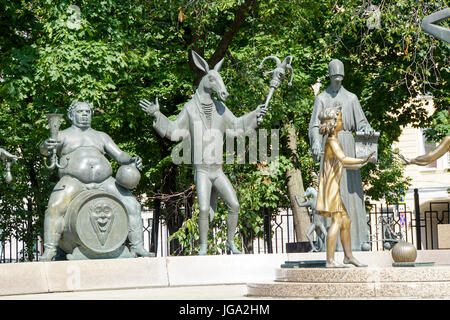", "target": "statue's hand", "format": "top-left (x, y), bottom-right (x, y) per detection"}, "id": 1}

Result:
top-left (311, 141), bottom-right (322, 159)
top-left (140, 98), bottom-right (160, 116)
top-left (9, 154), bottom-right (18, 164)
top-left (397, 154), bottom-right (414, 165)
top-left (361, 126), bottom-right (376, 136)
top-left (132, 156), bottom-right (143, 171)
top-left (256, 104), bottom-right (268, 125)
top-left (44, 138), bottom-right (59, 151)
top-left (0, 148), bottom-right (16, 162)
top-left (364, 151), bottom-right (376, 164)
